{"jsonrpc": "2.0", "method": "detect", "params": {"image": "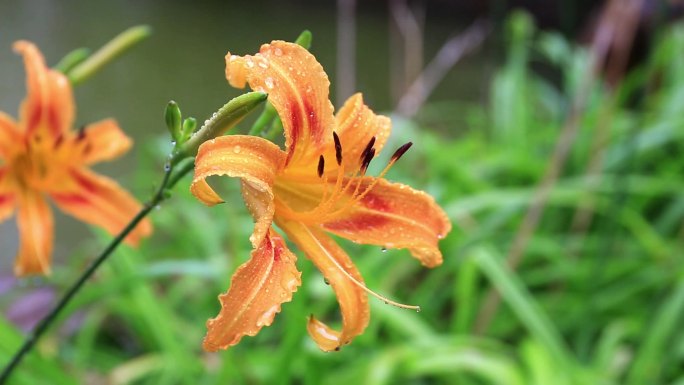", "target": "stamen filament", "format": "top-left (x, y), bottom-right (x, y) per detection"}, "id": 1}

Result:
top-left (301, 225), bottom-right (420, 311)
